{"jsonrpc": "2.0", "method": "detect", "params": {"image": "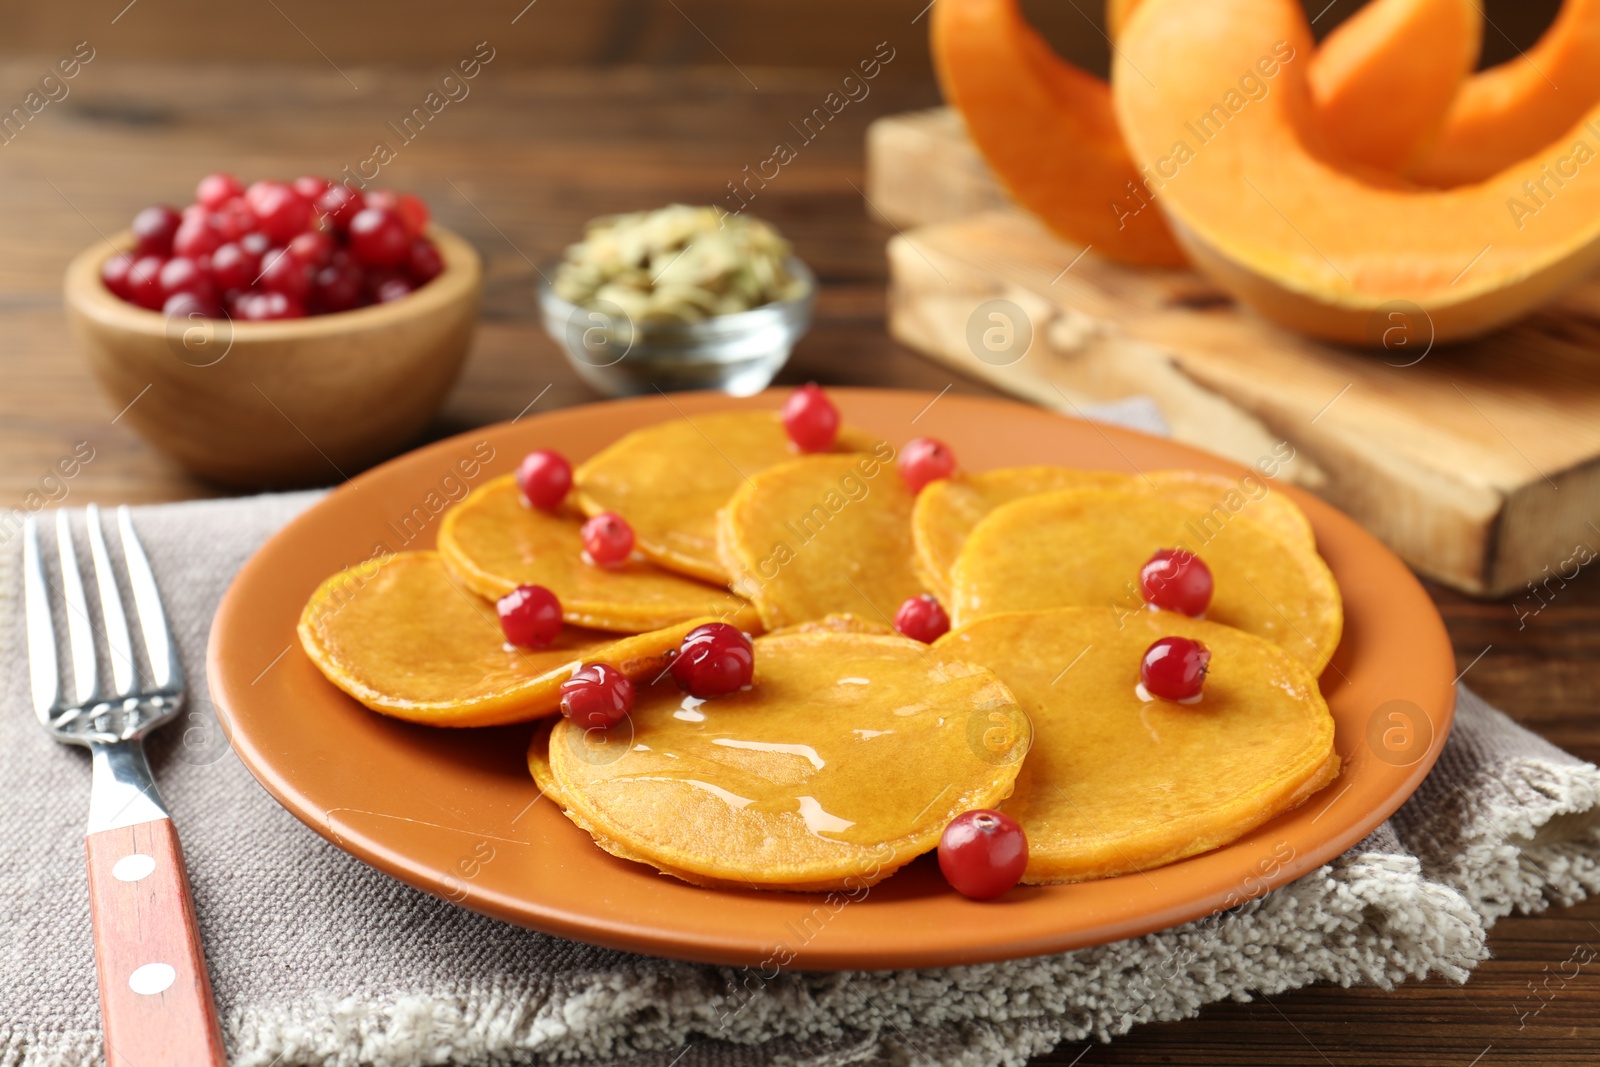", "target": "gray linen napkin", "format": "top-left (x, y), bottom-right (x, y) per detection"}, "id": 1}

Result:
top-left (6, 455), bottom-right (1600, 1067)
